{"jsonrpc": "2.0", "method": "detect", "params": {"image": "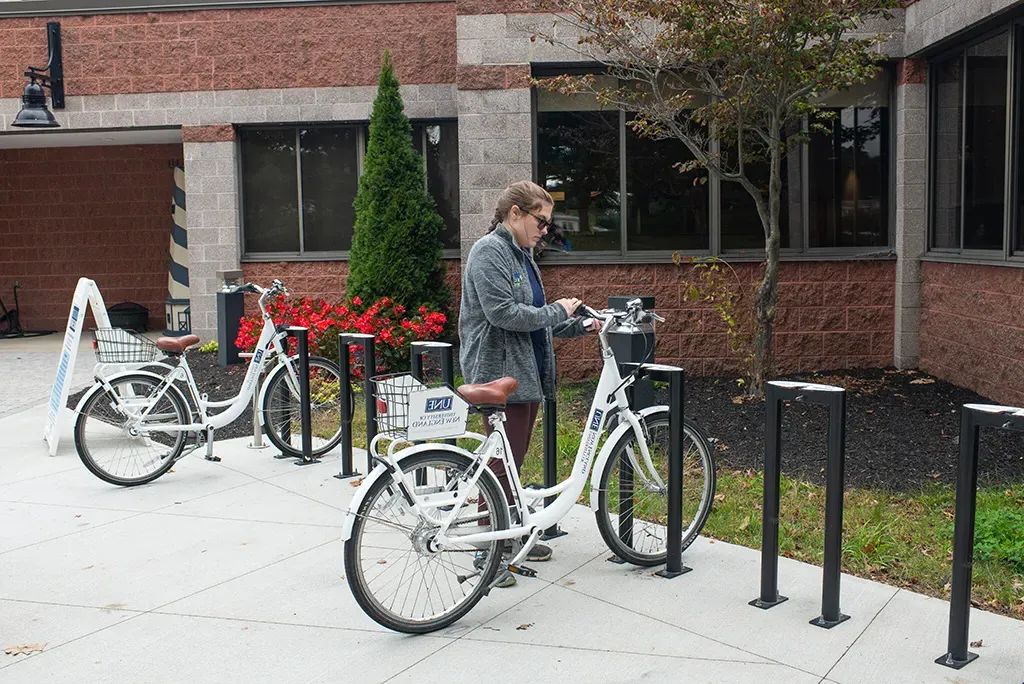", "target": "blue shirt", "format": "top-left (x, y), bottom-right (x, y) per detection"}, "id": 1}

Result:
top-left (523, 250), bottom-right (546, 379)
